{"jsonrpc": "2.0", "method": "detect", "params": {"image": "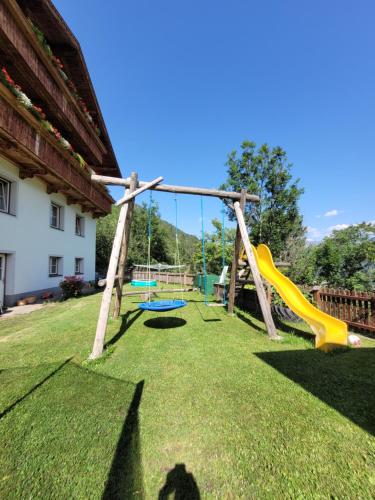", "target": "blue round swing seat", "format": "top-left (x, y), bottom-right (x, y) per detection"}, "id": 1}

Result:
top-left (131, 280), bottom-right (157, 287)
top-left (138, 299), bottom-right (187, 312)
